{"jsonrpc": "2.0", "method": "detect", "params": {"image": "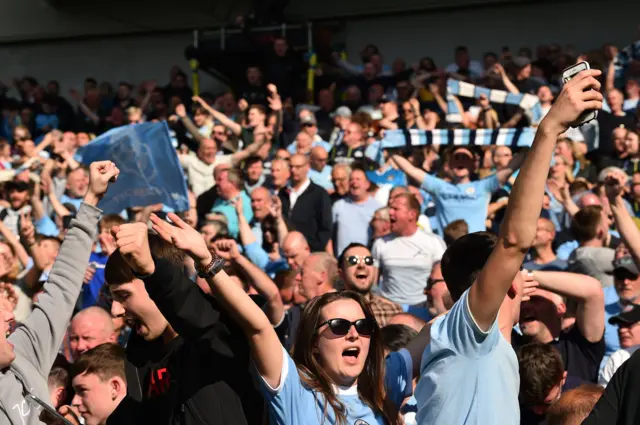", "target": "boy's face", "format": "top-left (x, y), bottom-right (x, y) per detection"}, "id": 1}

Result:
top-left (72, 373), bottom-right (119, 425)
